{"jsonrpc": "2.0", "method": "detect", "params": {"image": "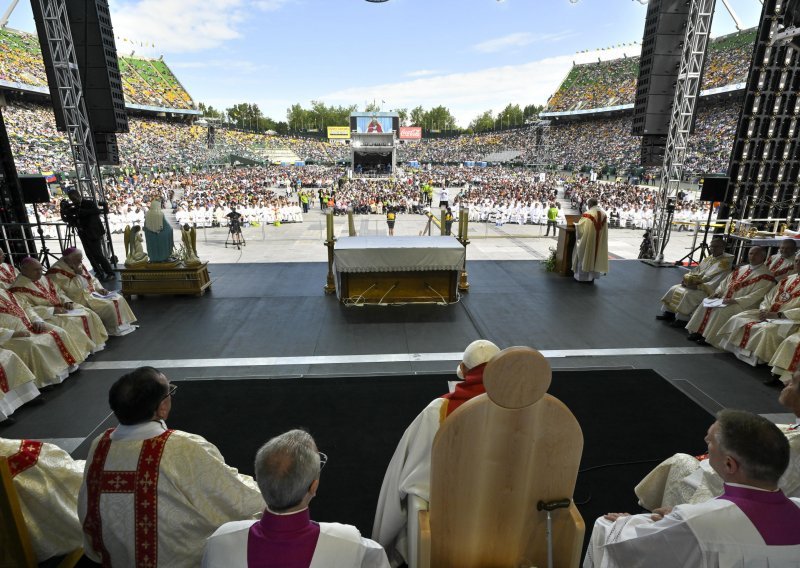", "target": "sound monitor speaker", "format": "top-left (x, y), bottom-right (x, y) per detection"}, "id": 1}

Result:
top-left (641, 135), bottom-right (667, 166)
top-left (19, 176), bottom-right (51, 204)
top-left (31, 0), bottom-right (128, 134)
top-left (699, 175), bottom-right (730, 202)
